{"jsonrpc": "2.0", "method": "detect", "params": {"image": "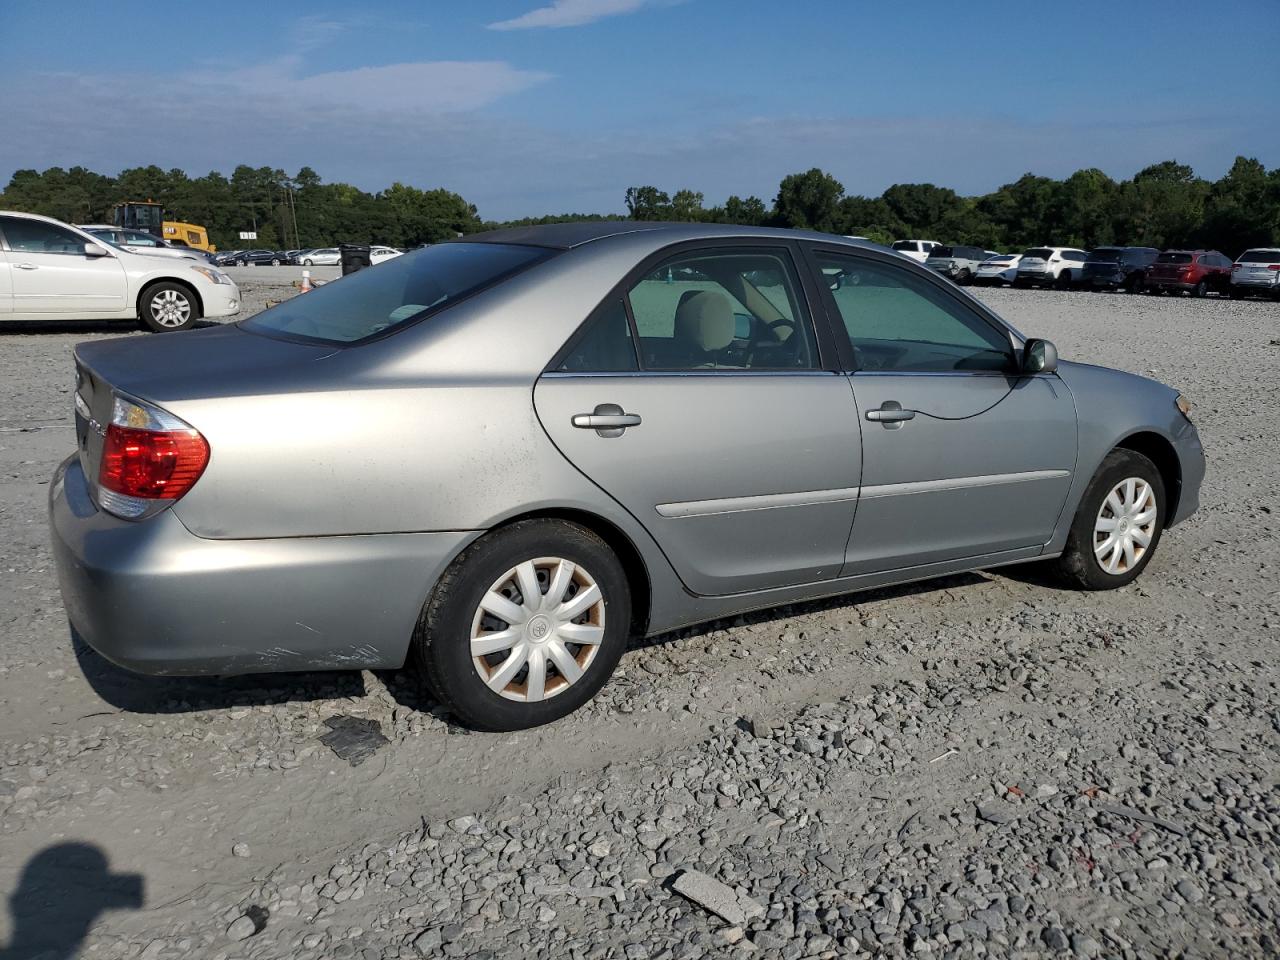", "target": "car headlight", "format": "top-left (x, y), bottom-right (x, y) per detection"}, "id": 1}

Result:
top-left (191, 266), bottom-right (231, 285)
top-left (1175, 393), bottom-right (1193, 421)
